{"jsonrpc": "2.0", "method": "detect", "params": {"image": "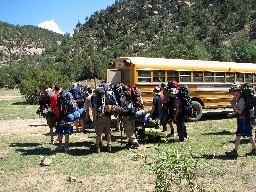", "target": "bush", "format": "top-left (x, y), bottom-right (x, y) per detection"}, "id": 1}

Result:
top-left (19, 68), bottom-right (71, 104)
top-left (152, 144), bottom-right (206, 192)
